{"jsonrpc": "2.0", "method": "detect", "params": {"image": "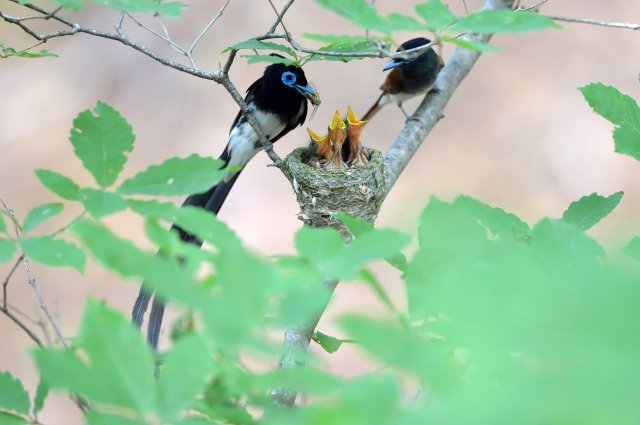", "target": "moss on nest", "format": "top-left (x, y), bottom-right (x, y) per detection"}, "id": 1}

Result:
top-left (282, 147), bottom-right (386, 230)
